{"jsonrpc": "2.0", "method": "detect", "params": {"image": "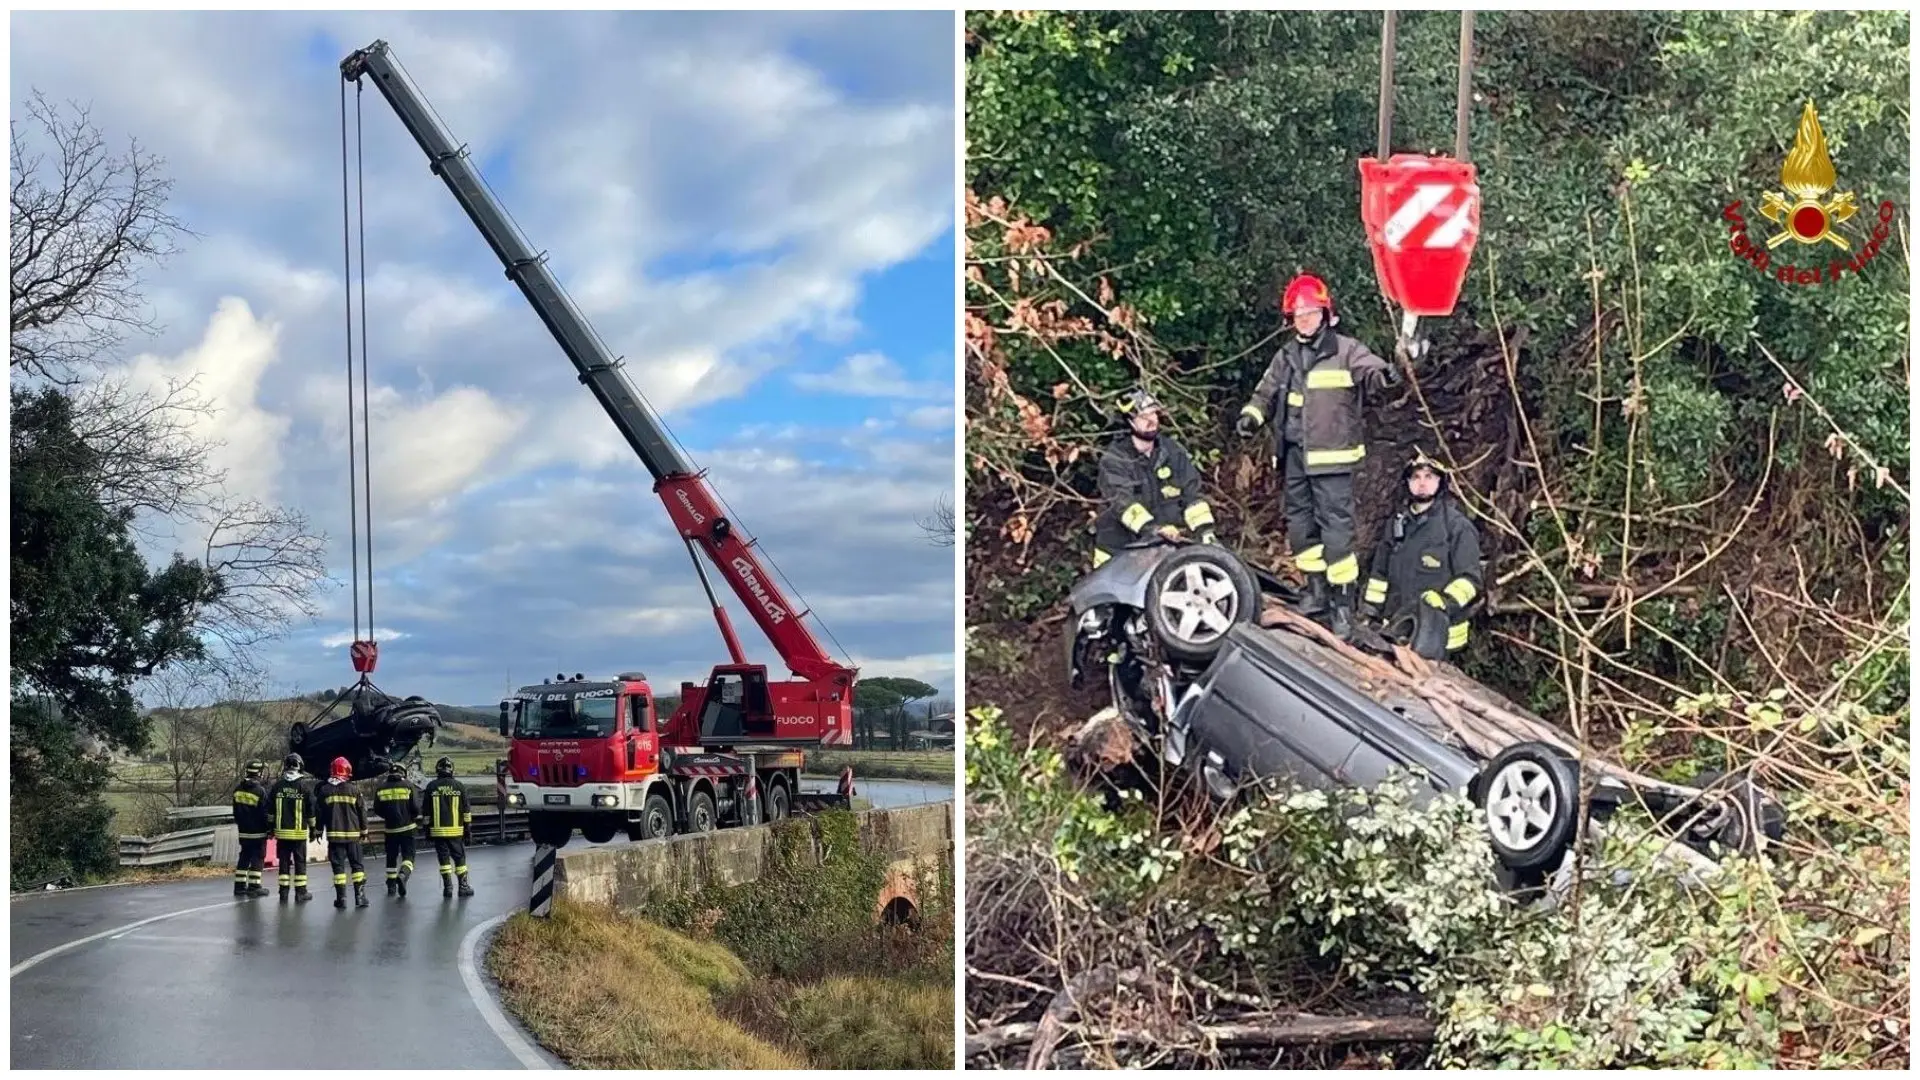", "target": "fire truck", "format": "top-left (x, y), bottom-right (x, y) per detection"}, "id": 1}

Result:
top-left (342, 41), bottom-right (857, 847)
